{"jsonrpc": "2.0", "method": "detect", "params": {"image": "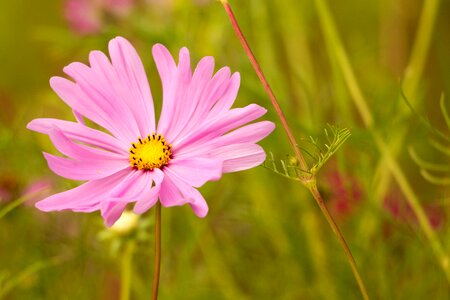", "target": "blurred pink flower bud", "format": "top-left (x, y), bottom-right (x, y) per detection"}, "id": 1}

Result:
top-left (64, 0), bottom-right (135, 35)
top-left (104, 0), bottom-right (134, 17)
top-left (65, 0), bottom-right (103, 35)
top-left (22, 178), bottom-right (54, 206)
